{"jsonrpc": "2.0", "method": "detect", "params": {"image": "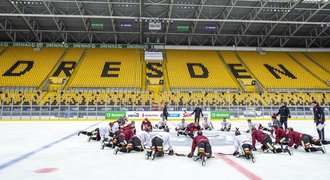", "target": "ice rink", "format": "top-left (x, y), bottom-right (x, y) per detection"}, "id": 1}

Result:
top-left (0, 119), bottom-right (330, 180)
